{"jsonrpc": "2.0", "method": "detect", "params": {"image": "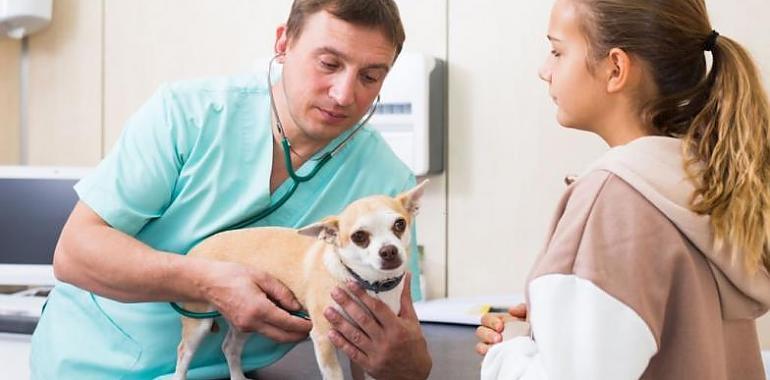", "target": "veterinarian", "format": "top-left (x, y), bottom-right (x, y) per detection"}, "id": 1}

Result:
top-left (29, 1), bottom-right (432, 379)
